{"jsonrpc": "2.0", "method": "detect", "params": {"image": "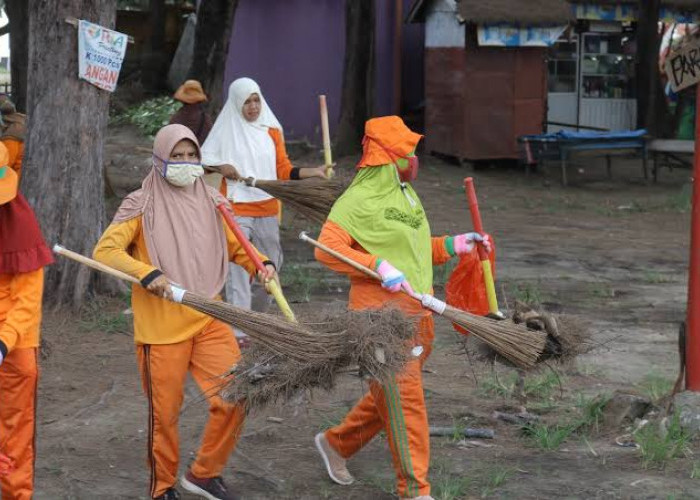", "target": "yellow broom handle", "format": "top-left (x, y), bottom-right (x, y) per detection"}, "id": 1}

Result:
top-left (216, 203), bottom-right (297, 323)
top-left (319, 95), bottom-right (334, 178)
